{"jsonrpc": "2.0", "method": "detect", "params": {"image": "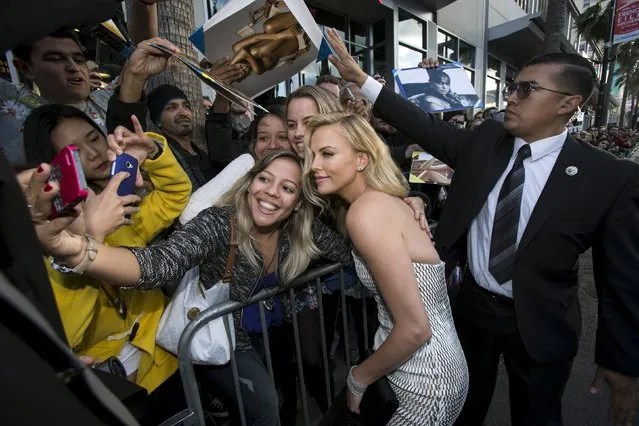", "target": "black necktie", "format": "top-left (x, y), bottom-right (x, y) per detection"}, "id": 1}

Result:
top-left (489, 144), bottom-right (532, 284)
